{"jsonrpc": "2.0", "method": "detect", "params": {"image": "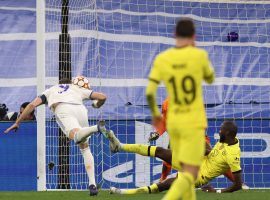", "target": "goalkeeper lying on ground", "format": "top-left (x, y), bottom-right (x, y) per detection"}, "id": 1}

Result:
top-left (108, 121), bottom-right (243, 194)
